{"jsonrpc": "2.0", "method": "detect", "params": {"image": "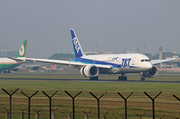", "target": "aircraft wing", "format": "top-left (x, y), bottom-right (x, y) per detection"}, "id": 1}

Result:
top-left (18, 57), bottom-right (112, 69)
top-left (151, 56), bottom-right (178, 65)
